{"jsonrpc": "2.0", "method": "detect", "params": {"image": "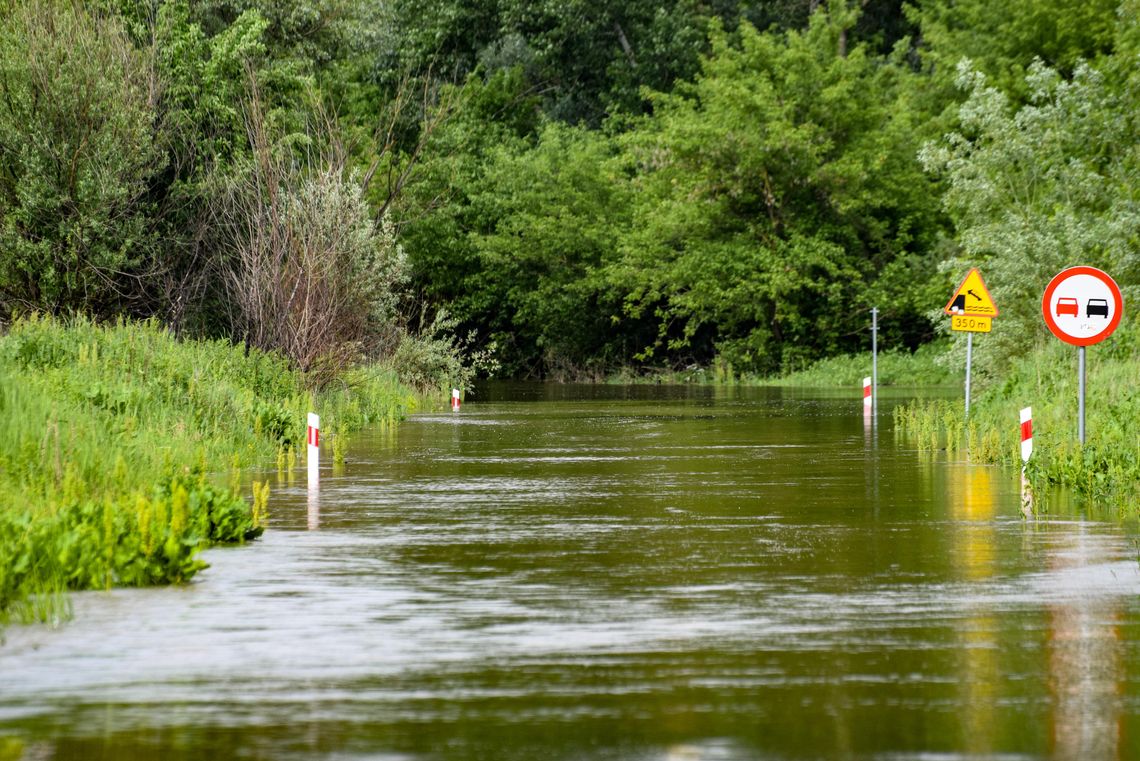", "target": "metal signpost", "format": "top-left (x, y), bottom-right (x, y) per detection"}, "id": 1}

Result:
top-left (1041, 266), bottom-right (1124, 444)
top-left (944, 268), bottom-right (999, 418)
top-left (871, 307), bottom-right (878, 418)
